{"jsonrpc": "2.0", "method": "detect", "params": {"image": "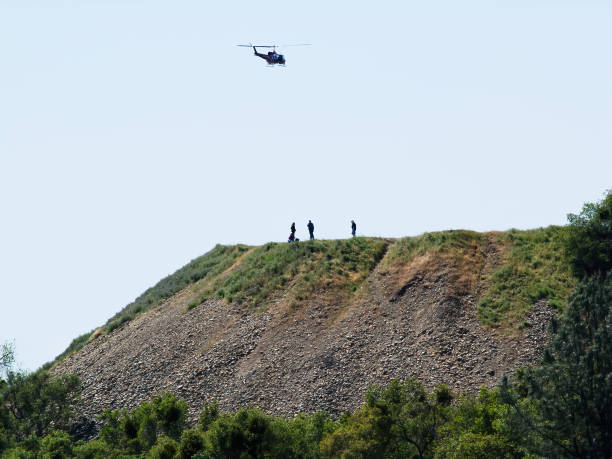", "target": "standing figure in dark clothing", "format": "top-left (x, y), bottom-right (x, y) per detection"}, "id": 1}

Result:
top-left (307, 220), bottom-right (315, 240)
top-left (288, 222), bottom-right (297, 243)
top-left (351, 220), bottom-right (356, 237)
